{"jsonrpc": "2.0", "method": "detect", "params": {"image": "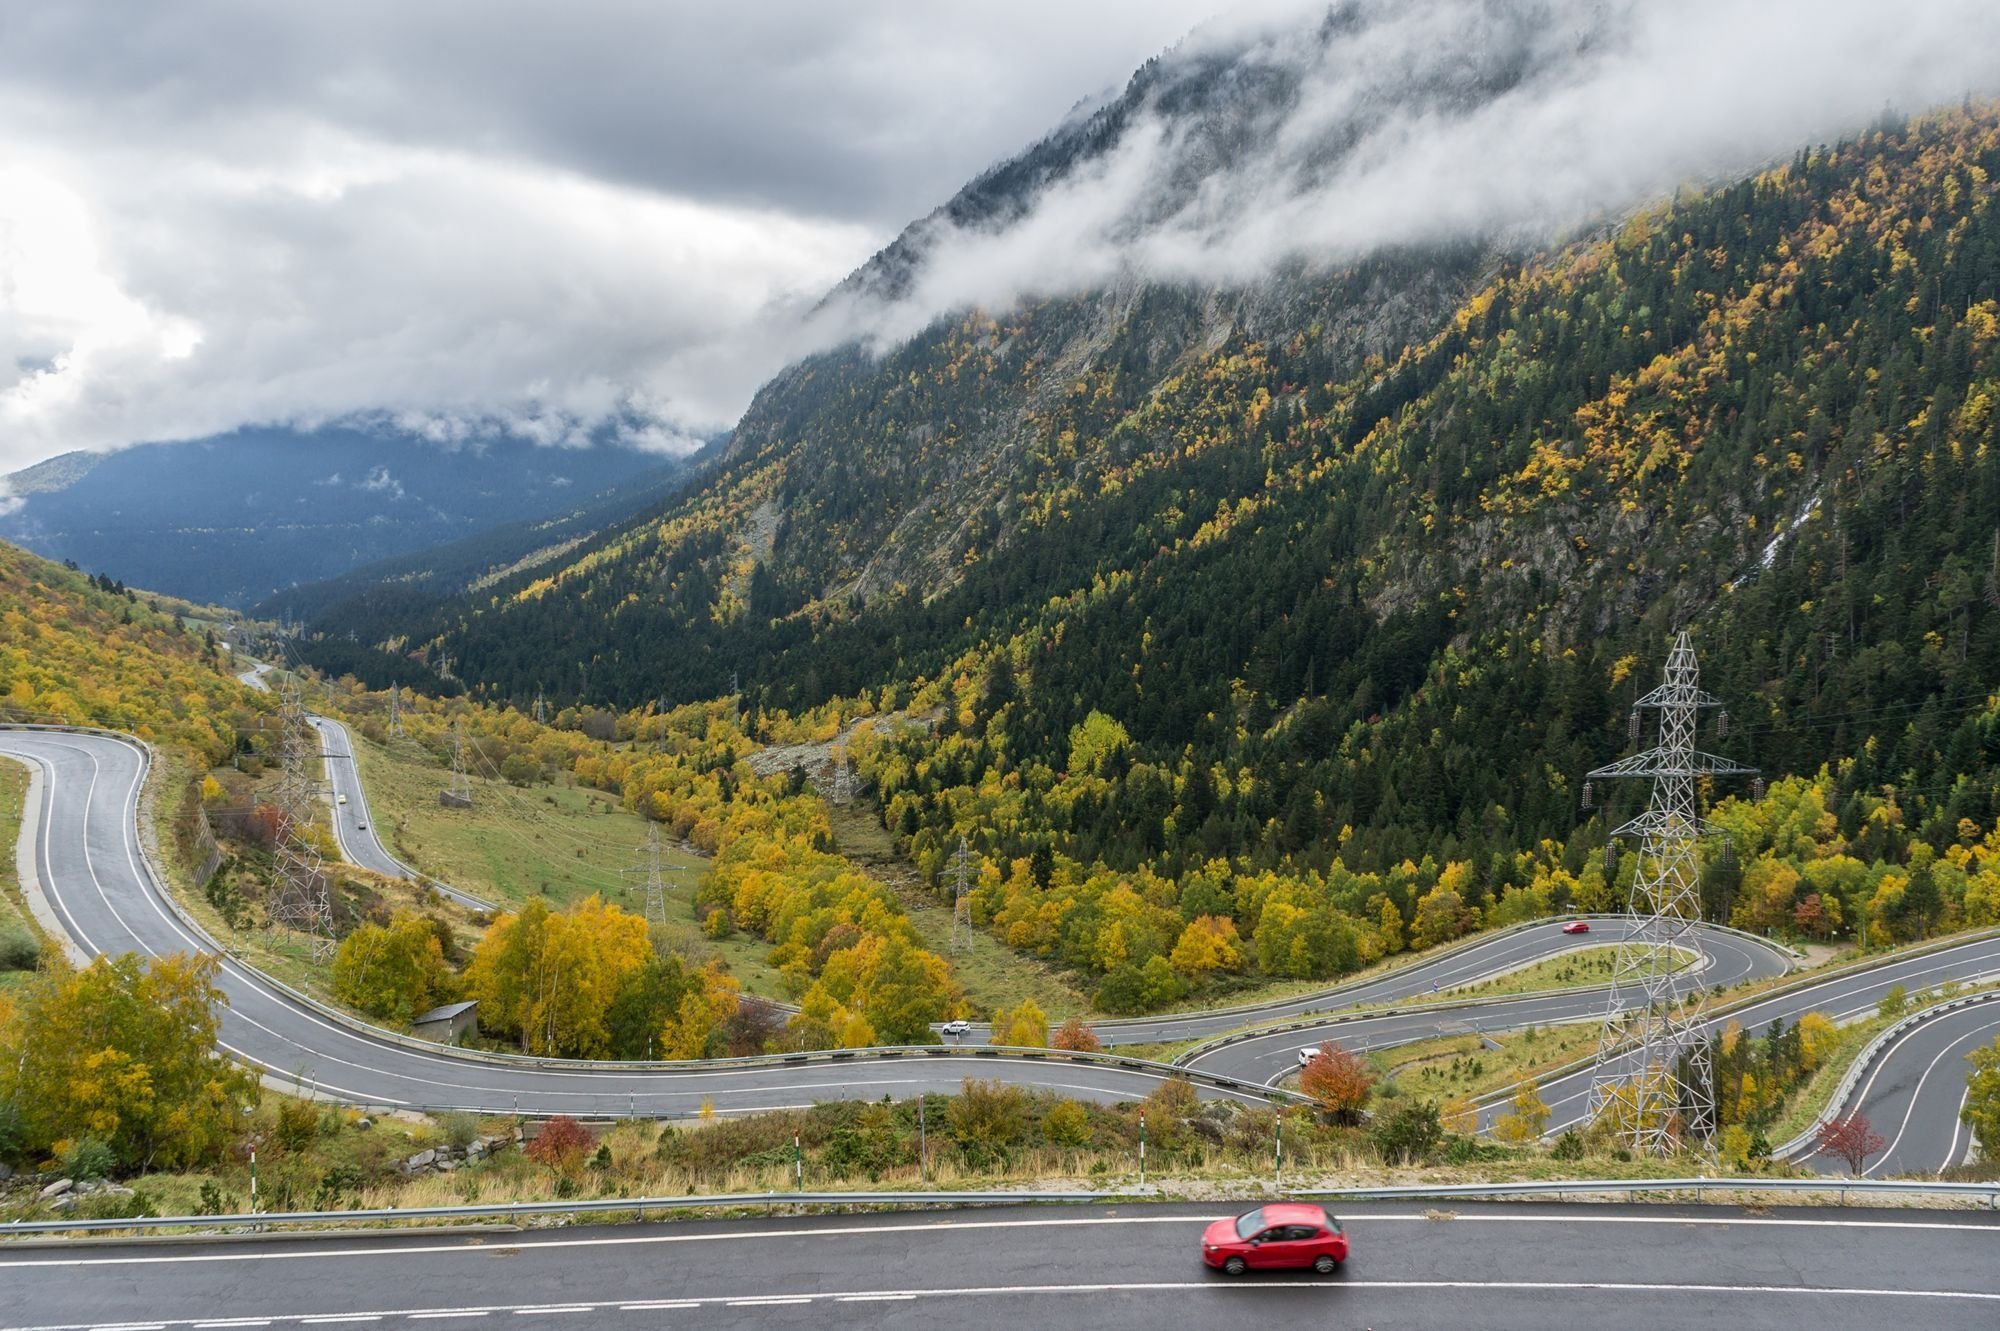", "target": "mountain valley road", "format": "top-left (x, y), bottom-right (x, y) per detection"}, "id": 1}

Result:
top-left (3, 725), bottom-right (1998, 1173)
